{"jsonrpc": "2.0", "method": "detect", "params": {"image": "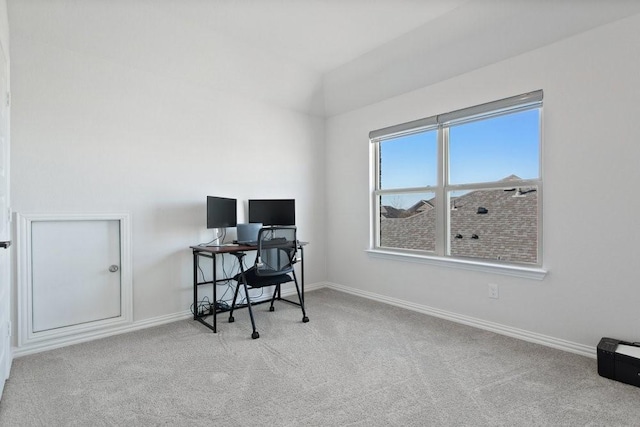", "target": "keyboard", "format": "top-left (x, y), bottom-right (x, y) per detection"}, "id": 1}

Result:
top-left (236, 238), bottom-right (289, 247)
top-left (236, 241), bottom-right (257, 246)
